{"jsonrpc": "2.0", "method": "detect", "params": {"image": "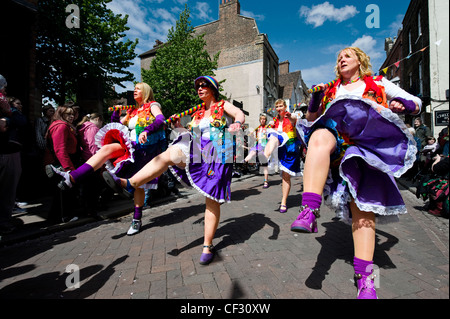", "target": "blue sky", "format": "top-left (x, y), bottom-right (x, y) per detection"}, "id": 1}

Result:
top-left (107, 0), bottom-right (412, 92)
